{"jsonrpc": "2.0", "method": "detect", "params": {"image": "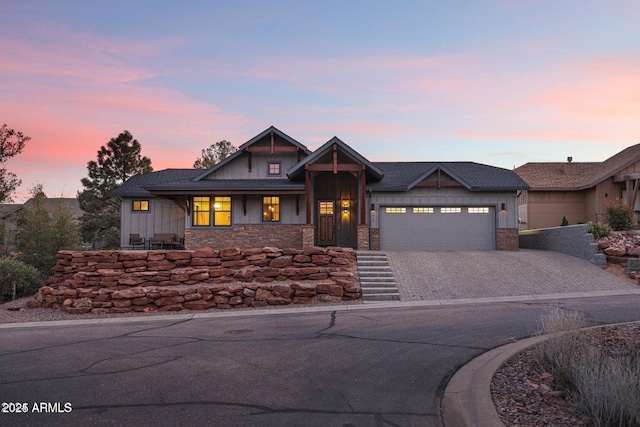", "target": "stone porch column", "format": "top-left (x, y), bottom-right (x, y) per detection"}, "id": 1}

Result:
top-left (302, 225), bottom-right (315, 248)
top-left (357, 225), bottom-right (370, 250)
